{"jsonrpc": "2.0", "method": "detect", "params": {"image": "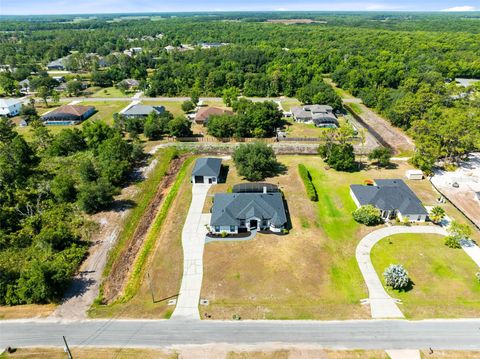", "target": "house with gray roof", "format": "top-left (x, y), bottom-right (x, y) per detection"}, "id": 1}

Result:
top-left (291, 104), bottom-right (338, 128)
top-left (350, 179), bottom-right (428, 222)
top-left (210, 189), bottom-right (287, 234)
top-left (47, 57), bottom-right (68, 71)
top-left (120, 104), bottom-right (165, 119)
top-left (191, 158), bottom-right (222, 184)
